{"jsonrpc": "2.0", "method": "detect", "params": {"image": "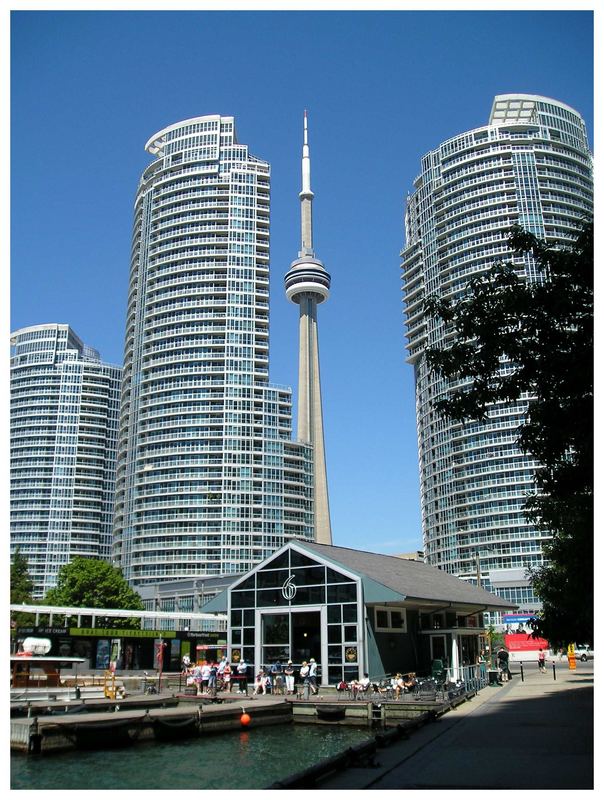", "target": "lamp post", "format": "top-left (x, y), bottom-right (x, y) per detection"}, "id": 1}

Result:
top-left (473, 546), bottom-right (495, 668)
